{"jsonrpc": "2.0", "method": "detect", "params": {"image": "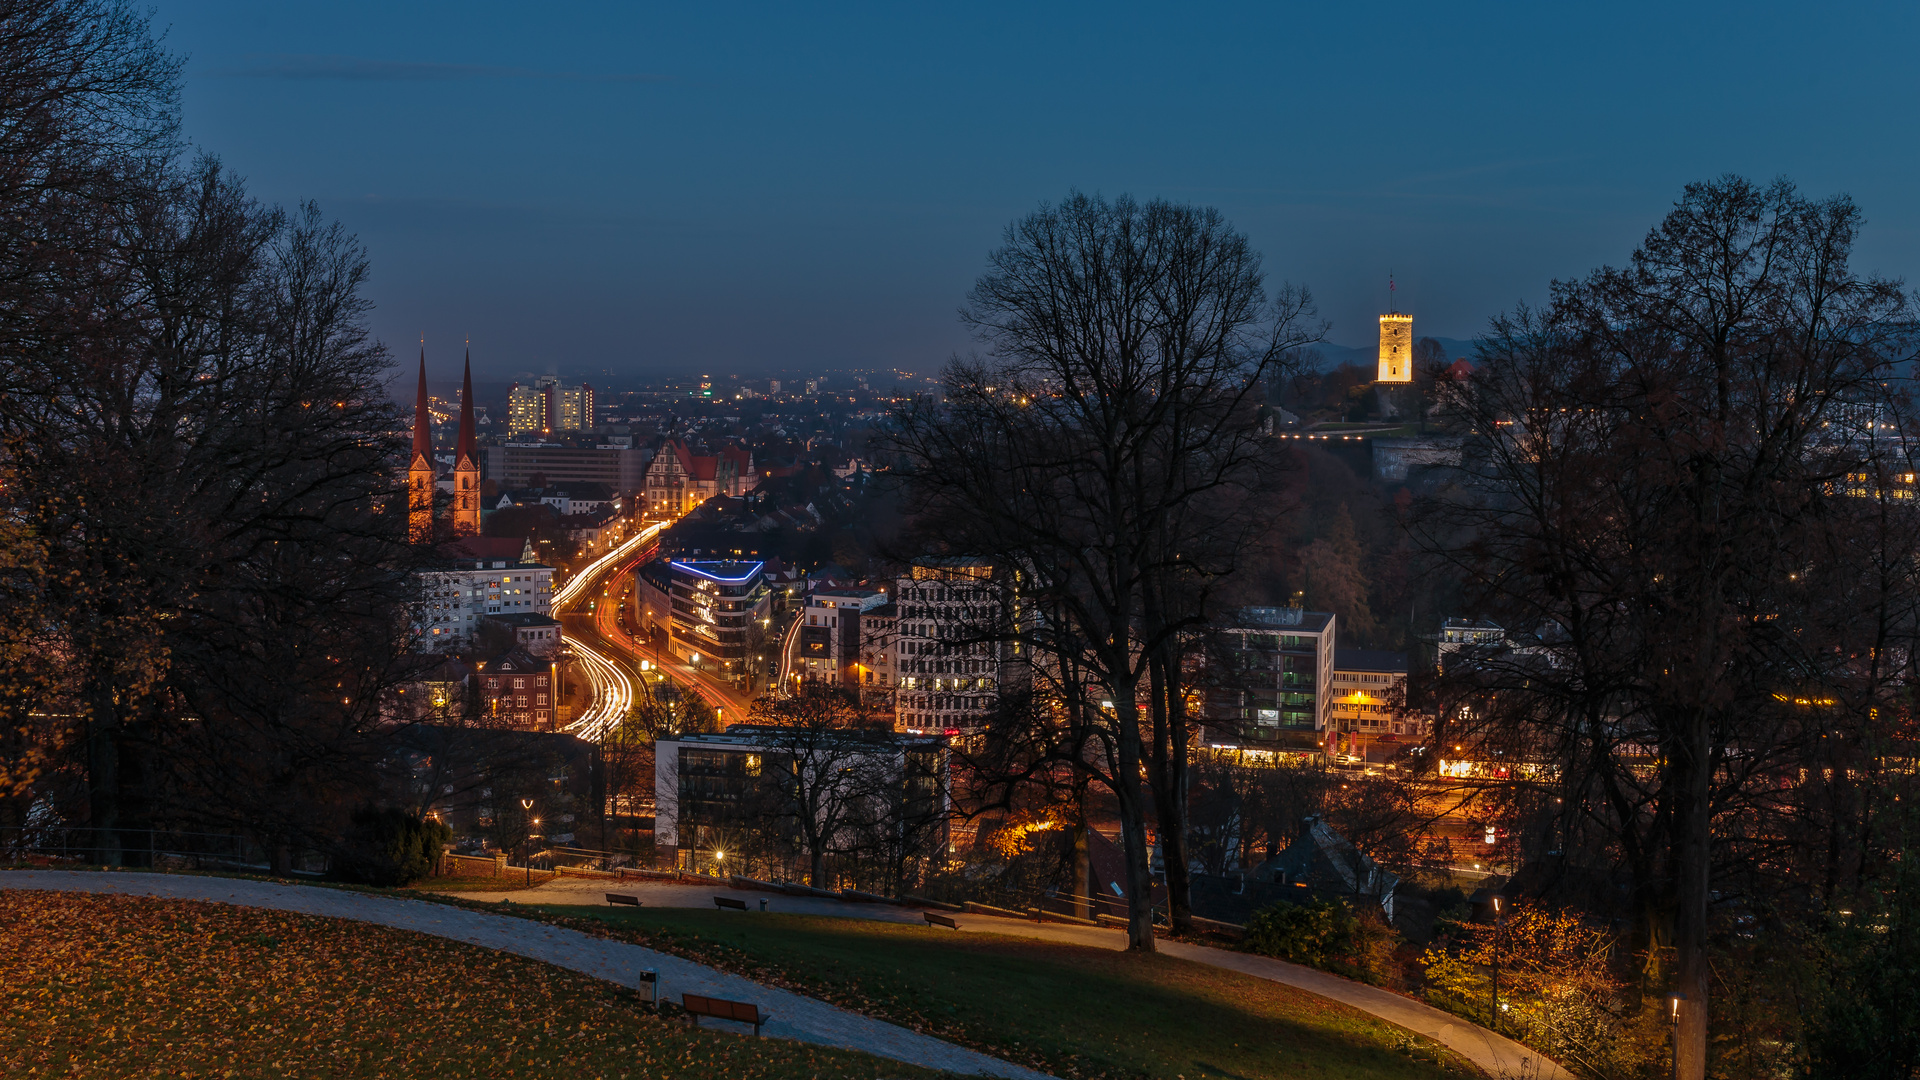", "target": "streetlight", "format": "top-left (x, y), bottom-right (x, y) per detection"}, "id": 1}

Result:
top-left (714, 850), bottom-right (726, 877)
top-left (521, 797), bottom-right (536, 886)
top-left (1668, 992), bottom-right (1685, 1080)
